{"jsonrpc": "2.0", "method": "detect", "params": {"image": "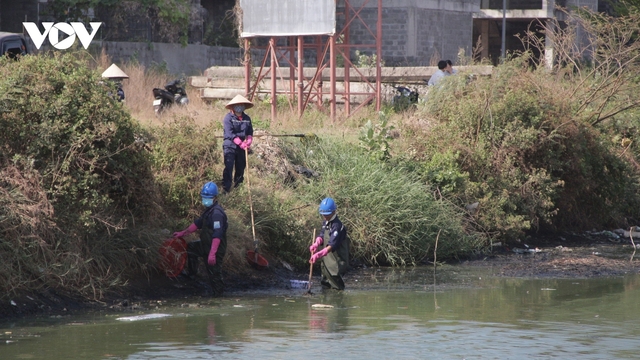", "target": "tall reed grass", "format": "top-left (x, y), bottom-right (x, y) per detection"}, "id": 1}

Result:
top-left (280, 138), bottom-right (486, 265)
